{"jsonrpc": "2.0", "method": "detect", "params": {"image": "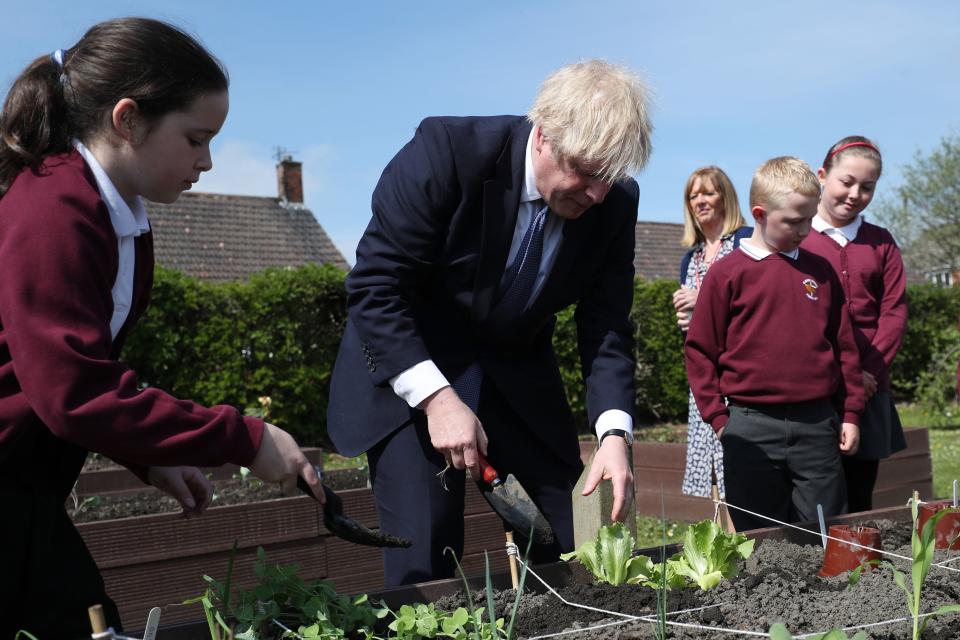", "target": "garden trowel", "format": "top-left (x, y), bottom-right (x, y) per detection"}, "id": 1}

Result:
top-left (477, 452), bottom-right (554, 545)
top-left (297, 475), bottom-right (412, 548)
